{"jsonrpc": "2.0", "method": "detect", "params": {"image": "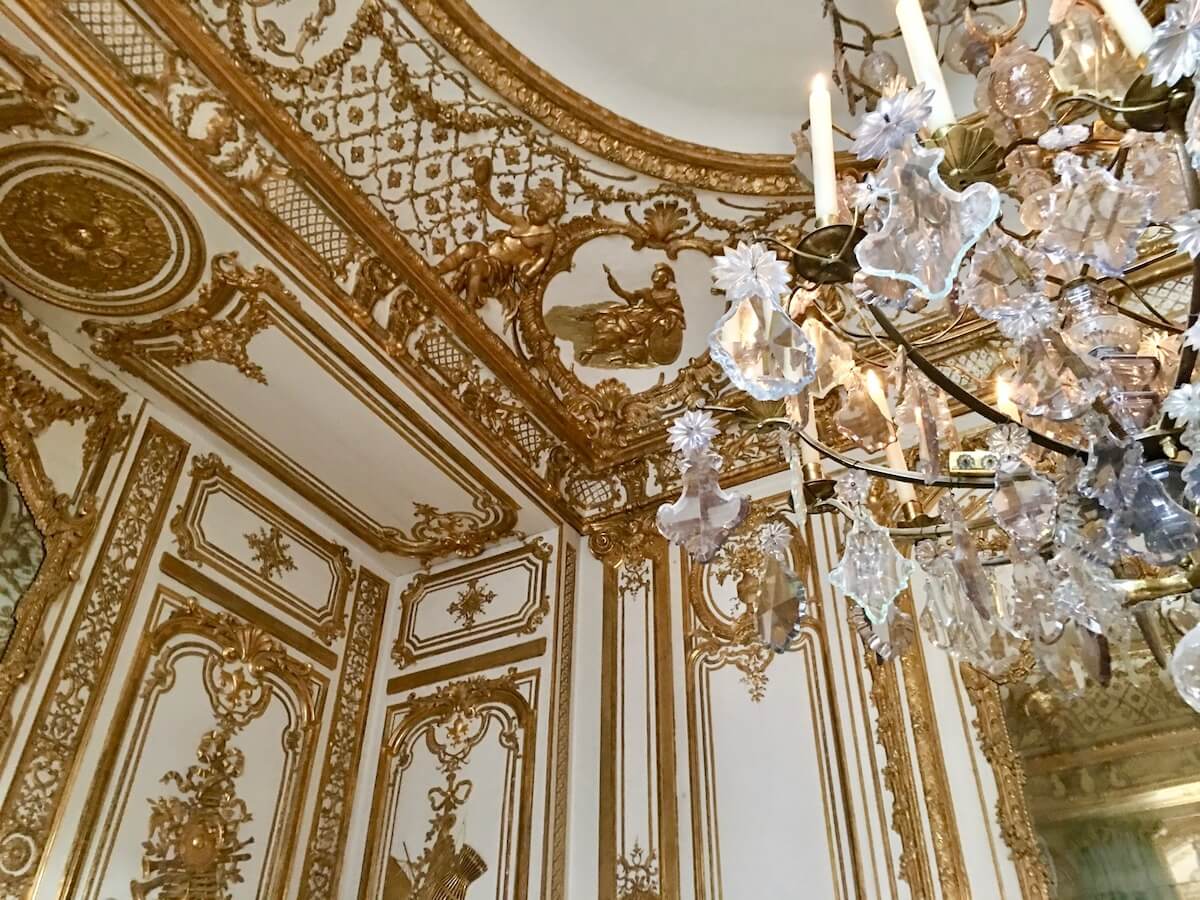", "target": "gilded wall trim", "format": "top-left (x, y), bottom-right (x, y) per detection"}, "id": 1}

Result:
top-left (961, 661), bottom-right (1052, 900)
top-left (543, 540), bottom-right (576, 900)
top-left (359, 670), bottom-right (539, 900)
top-left (0, 34), bottom-right (87, 136)
top-left (588, 512), bottom-right (679, 900)
top-left (0, 294), bottom-right (130, 745)
top-left (59, 589), bottom-right (327, 899)
top-left (401, 0), bottom-right (801, 195)
top-left (392, 537), bottom-right (552, 668)
top-left (170, 451), bottom-right (353, 644)
top-left (0, 419), bottom-right (187, 897)
top-left (386, 637), bottom-right (547, 695)
top-left (299, 568), bottom-right (388, 900)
